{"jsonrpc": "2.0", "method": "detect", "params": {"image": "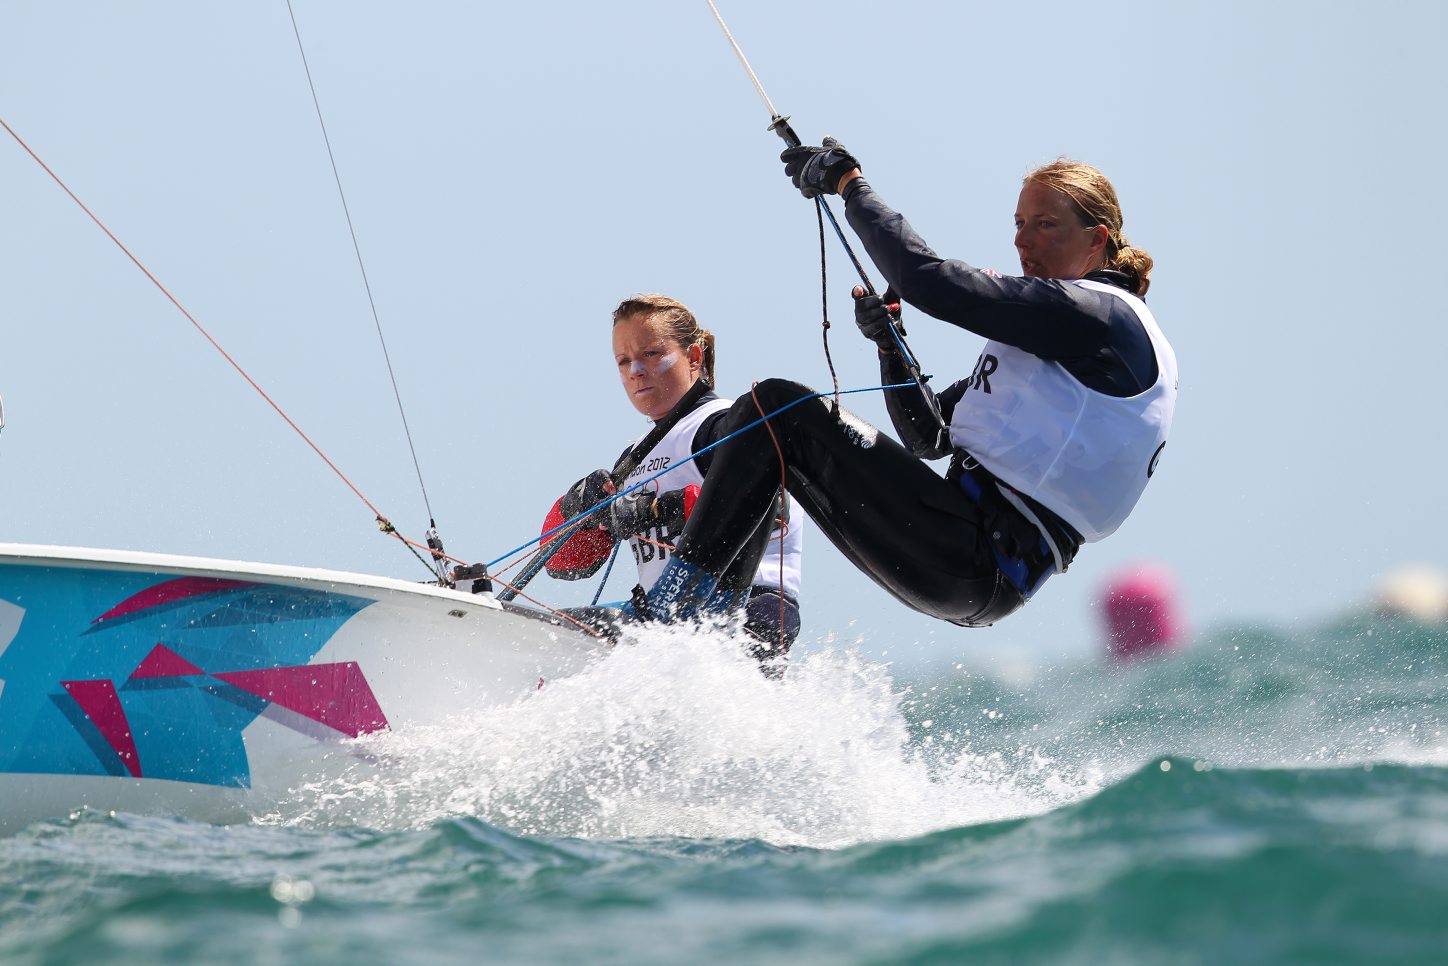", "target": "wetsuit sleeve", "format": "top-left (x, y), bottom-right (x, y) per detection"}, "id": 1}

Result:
top-left (843, 180), bottom-right (1119, 360)
top-left (877, 350), bottom-right (960, 460)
